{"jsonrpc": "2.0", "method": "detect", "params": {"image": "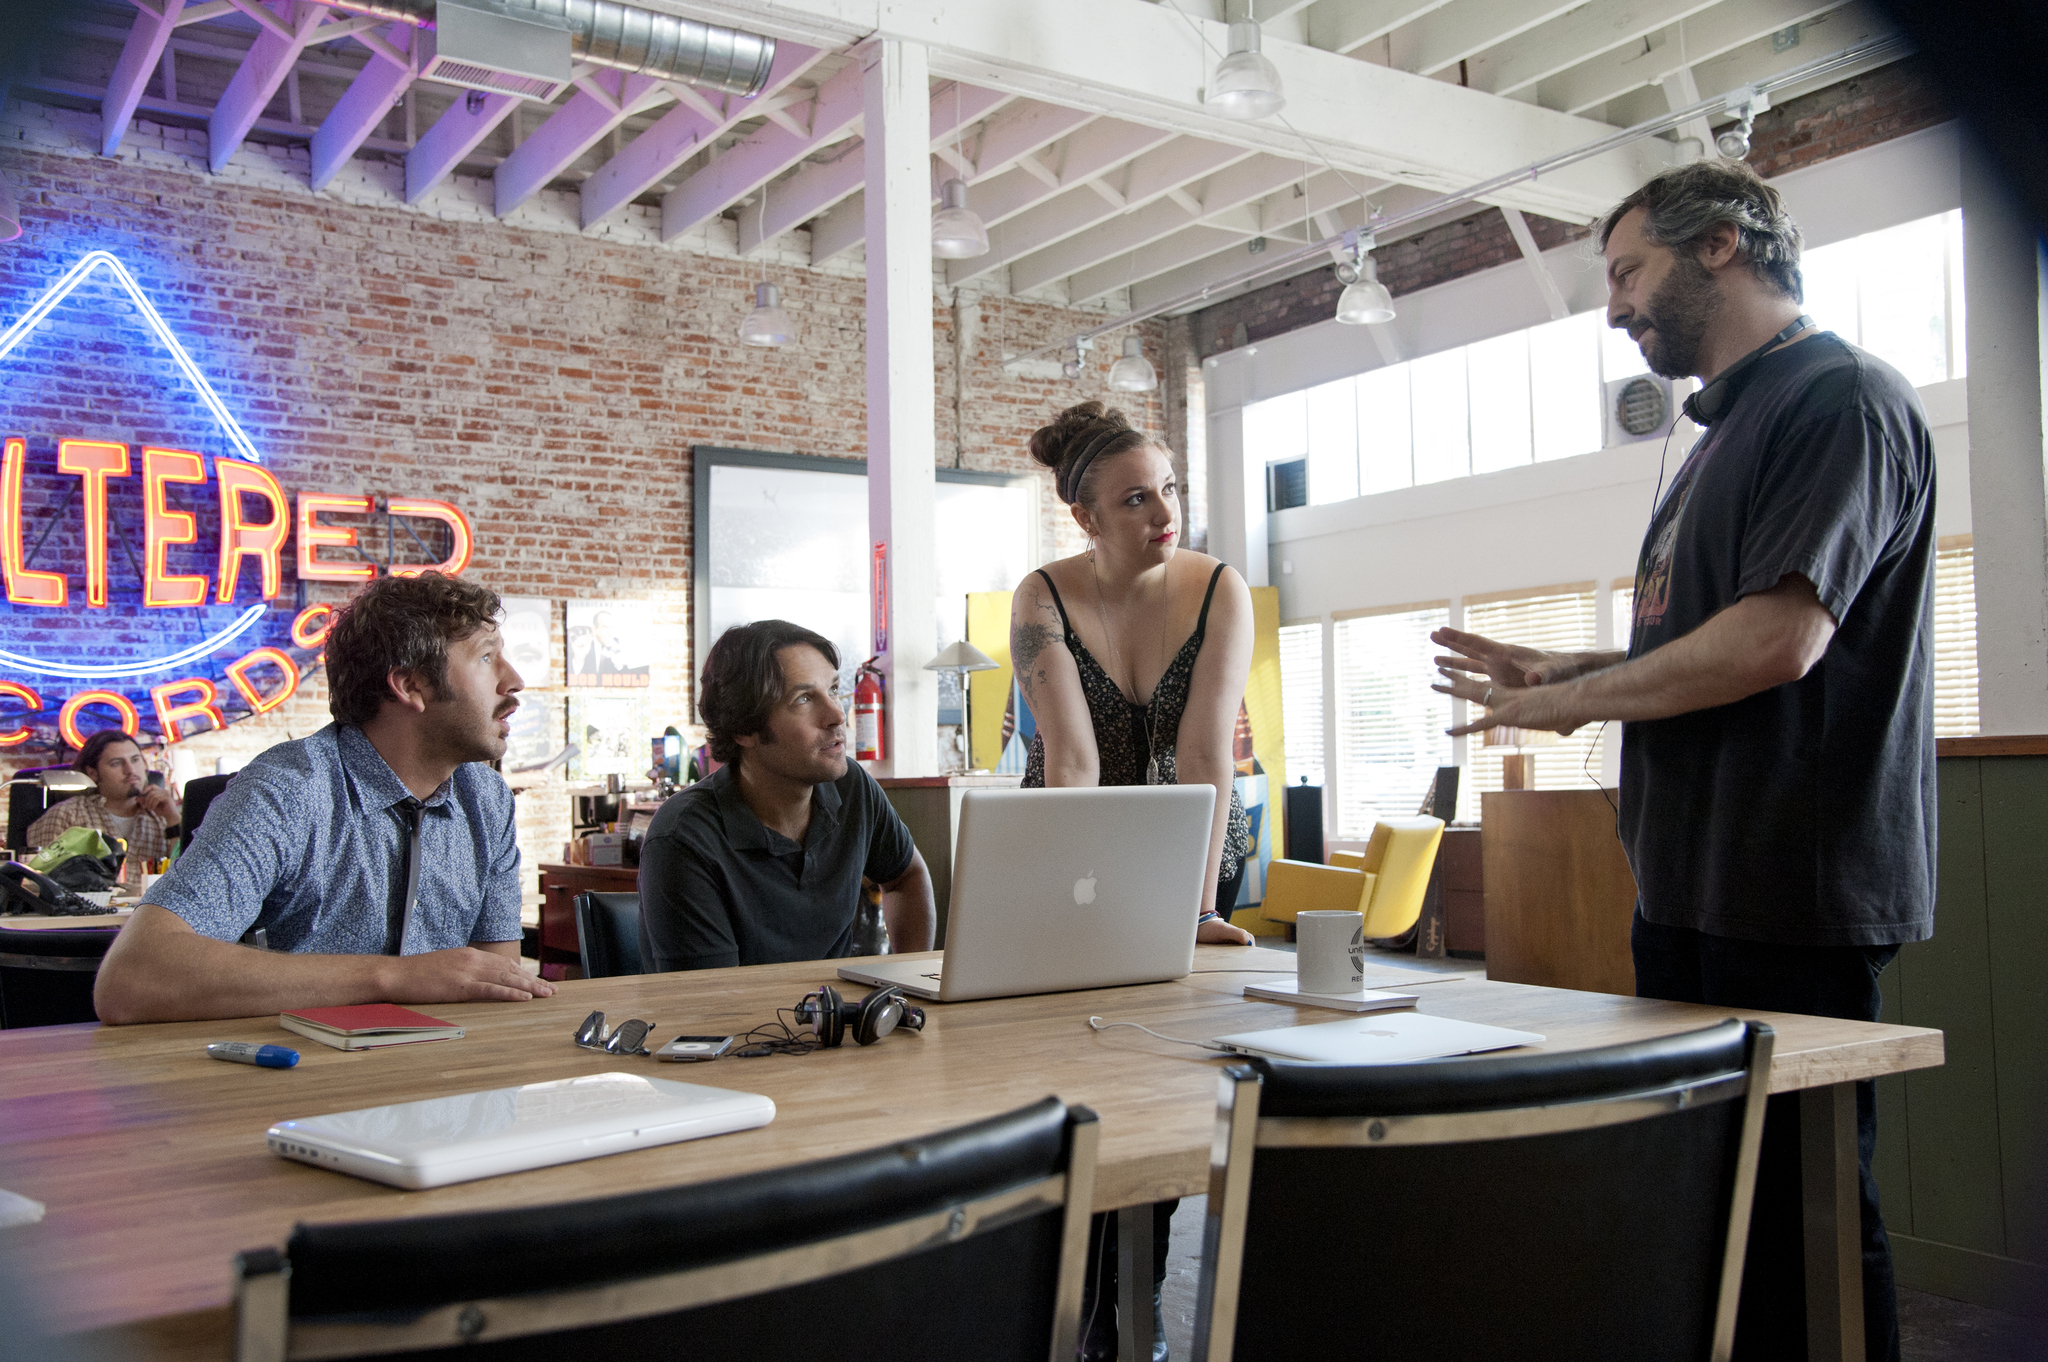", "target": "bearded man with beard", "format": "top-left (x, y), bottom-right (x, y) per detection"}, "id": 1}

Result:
top-left (96, 572), bottom-right (555, 1023)
top-left (1429, 159), bottom-right (1934, 1362)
